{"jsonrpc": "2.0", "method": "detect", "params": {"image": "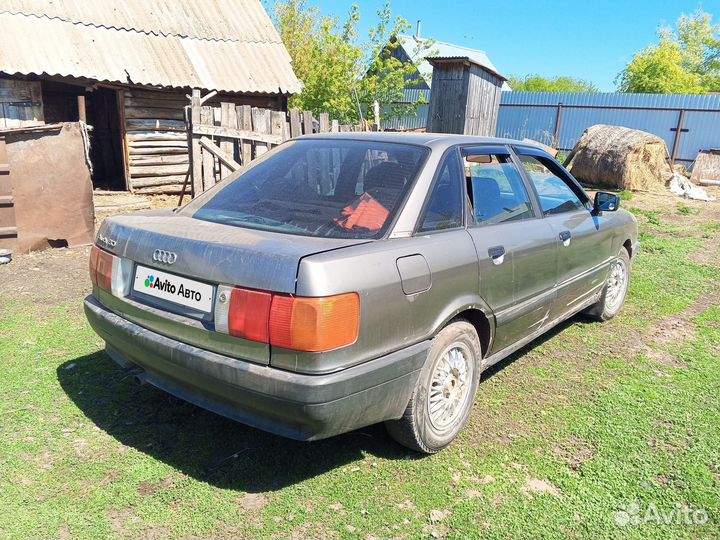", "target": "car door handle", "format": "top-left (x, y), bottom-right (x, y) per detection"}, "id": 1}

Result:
top-left (488, 245), bottom-right (505, 265)
top-left (559, 230), bottom-right (572, 246)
